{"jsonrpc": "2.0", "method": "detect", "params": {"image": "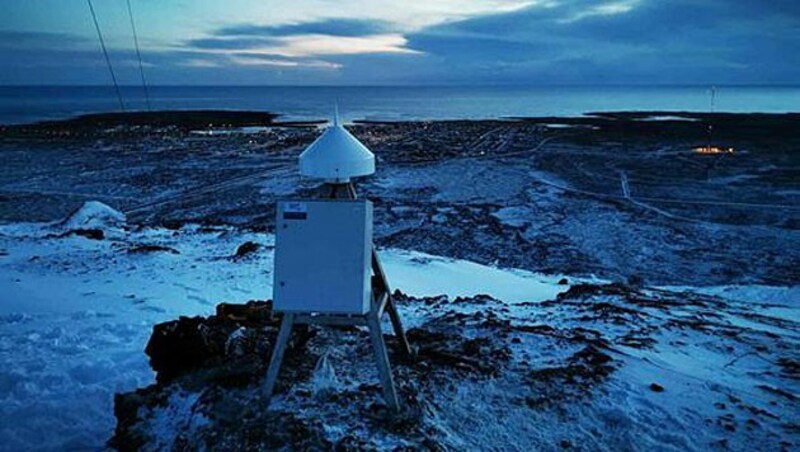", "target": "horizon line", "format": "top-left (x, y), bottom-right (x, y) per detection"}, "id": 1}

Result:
top-left (2, 83), bottom-right (800, 89)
